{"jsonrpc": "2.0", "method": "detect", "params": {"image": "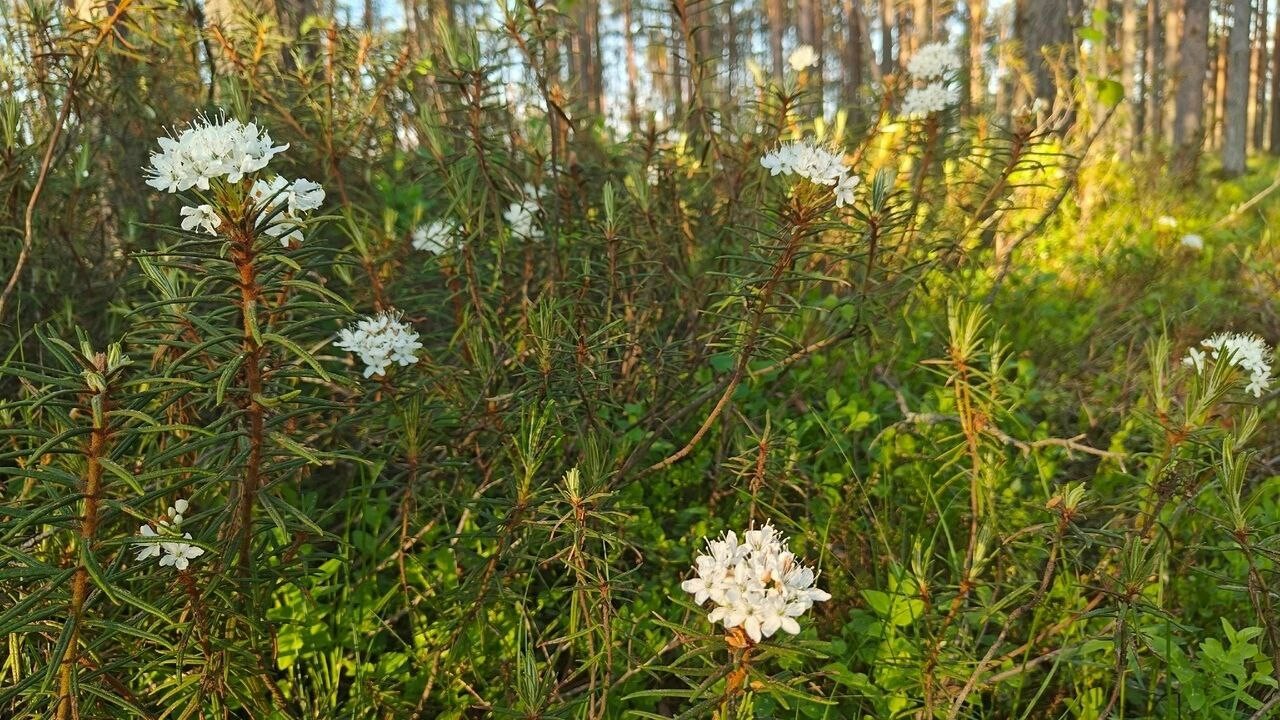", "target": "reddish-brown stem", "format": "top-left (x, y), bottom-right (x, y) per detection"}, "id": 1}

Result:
top-left (230, 236), bottom-right (265, 570)
top-left (57, 353), bottom-right (111, 720)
